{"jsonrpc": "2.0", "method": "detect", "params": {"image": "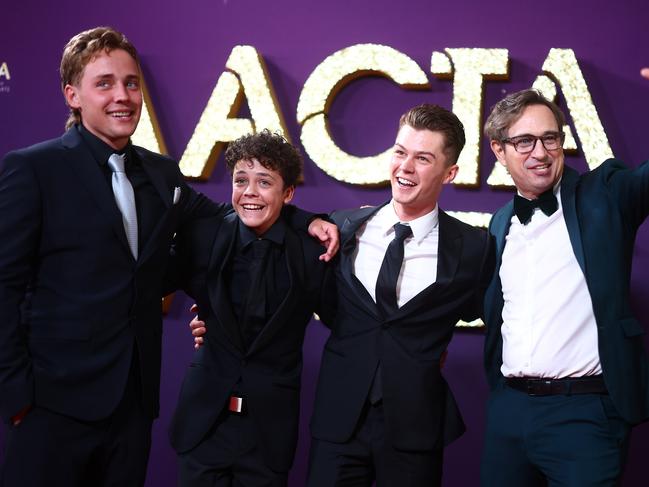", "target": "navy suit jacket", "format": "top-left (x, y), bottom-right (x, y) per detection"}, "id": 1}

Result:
top-left (0, 127), bottom-right (218, 422)
top-left (484, 159), bottom-right (649, 424)
top-left (310, 203), bottom-right (494, 451)
top-left (168, 212), bottom-right (333, 472)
